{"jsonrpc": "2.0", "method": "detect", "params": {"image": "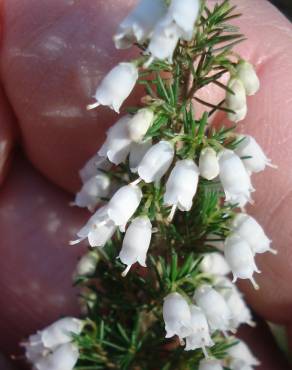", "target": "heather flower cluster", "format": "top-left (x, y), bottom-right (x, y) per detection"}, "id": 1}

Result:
top-left (24, 1), bottom-right (277, 369)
